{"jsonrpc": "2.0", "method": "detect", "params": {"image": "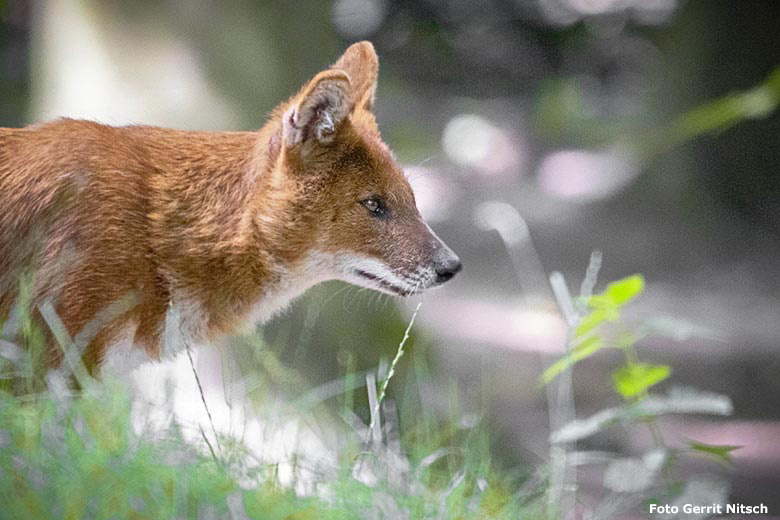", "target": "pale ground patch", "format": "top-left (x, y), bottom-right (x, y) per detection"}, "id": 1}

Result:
top-left (123, 346), bottom-right (339, 493)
